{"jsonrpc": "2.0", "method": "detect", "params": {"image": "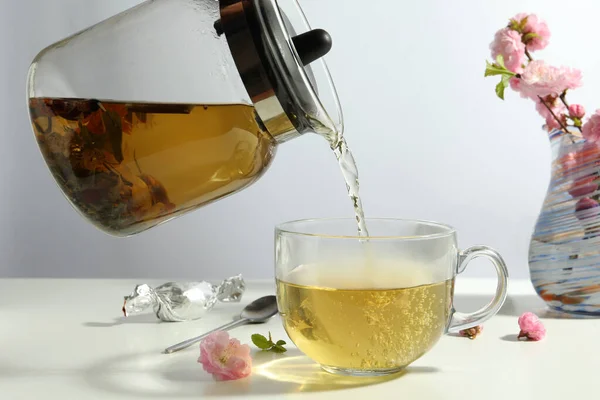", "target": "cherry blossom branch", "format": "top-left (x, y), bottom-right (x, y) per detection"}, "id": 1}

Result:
top-left (537, 95), bottom-right (571, 134)
top-left (523, 52), bottom-right (582, 134)
top-left (488, 13), bottom-right (588, 137)
top-left (558, 91), bottom-right (583, 132)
